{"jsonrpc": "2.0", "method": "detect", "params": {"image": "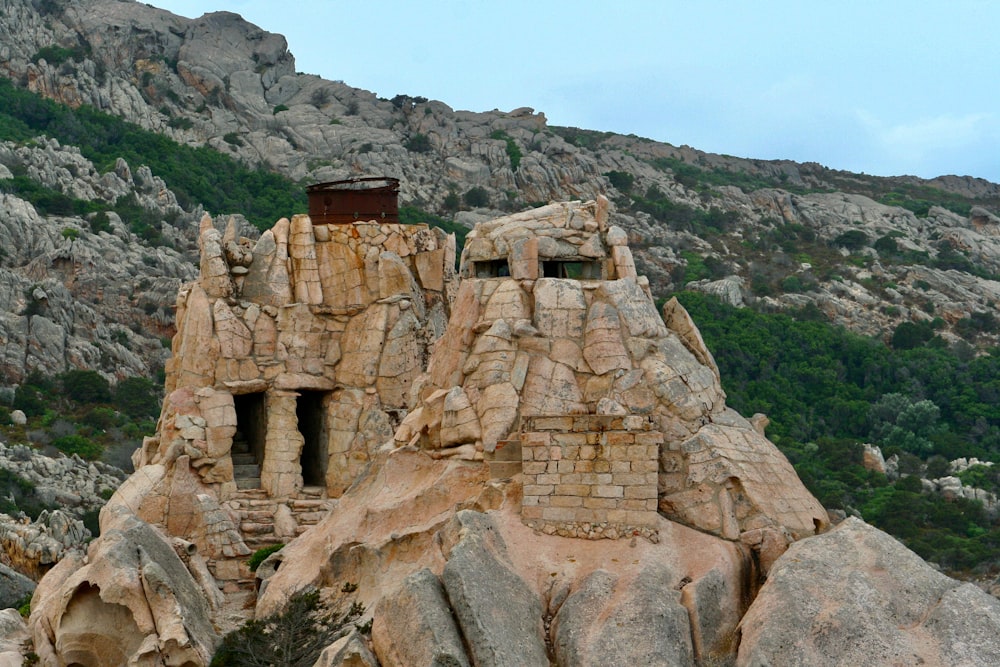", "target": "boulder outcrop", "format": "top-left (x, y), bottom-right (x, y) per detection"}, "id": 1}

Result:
top-left (30, 505), bottom-right (218, 666)
top-left (737, 517), bottom-right (1000, 666)
top-left (399, 199), bottom-right (827, 545)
